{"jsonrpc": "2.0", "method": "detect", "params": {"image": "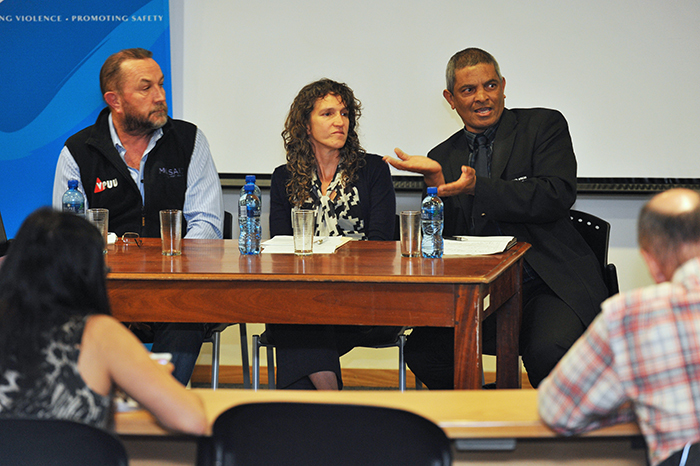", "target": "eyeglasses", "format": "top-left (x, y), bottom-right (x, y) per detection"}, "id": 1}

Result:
top-left (121, 232), bottom-right (142, 247)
